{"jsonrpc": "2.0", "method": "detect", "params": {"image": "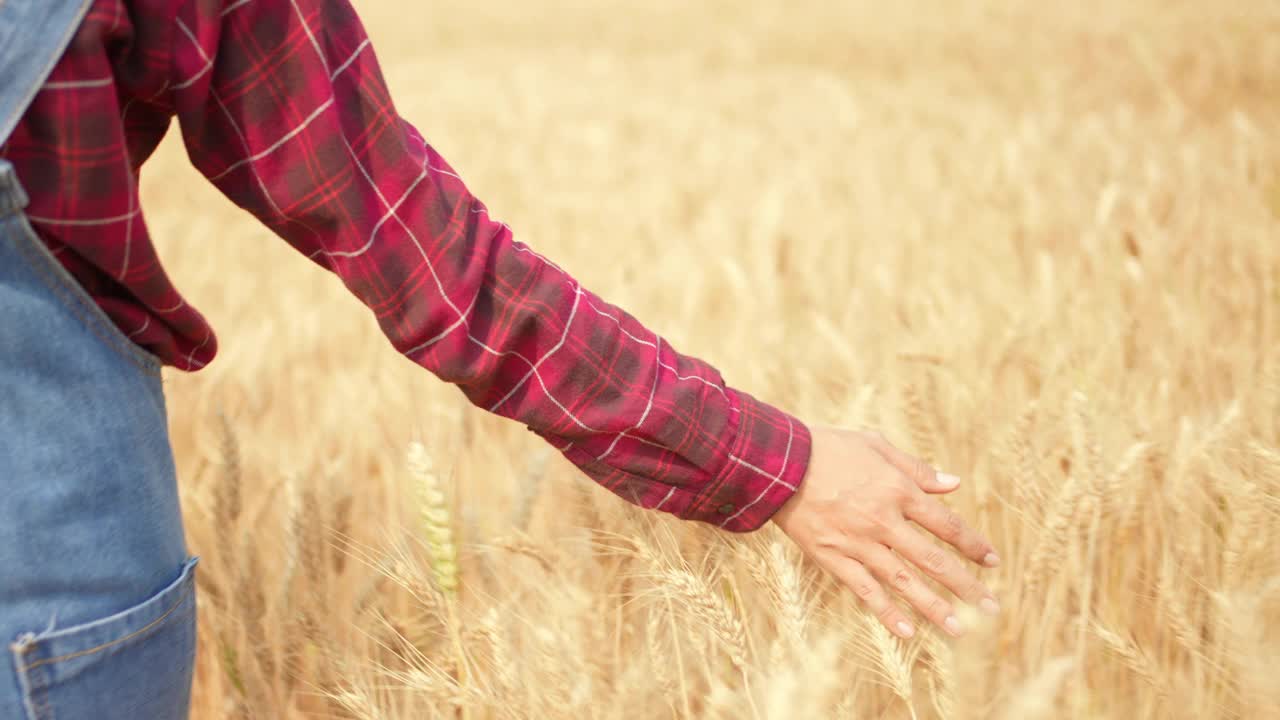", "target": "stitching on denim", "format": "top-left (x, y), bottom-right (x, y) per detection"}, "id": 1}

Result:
top-left (8, 220), bottom-right (162, 375)
top-left (11, 637), bottom-right (49, 720)
top-left (21, 584), bottom-right (192, 671)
